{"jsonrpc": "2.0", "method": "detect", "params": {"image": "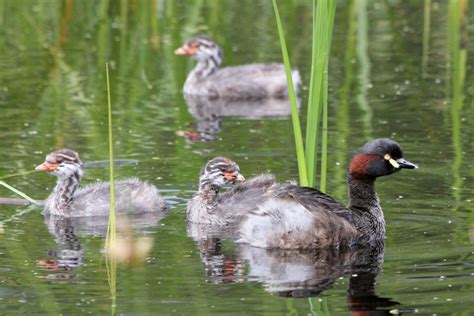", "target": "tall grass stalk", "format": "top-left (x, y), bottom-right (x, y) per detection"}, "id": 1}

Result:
top-left (105, 252), bottom-right (117, 314)
top-left (0, 180), bottom-right (40, 205)
top-left (305, 0), bottom-right (324, 188)
top-left (105, 62), bottom-right (117, 251)
top-left (320, 0), bottom-right (337, 192)
top-left (0, 169), bottom-right (37, 180)
top-left (273, 0), bottom-right (337, 189)
top-left (104, 62), bottom-right (118, 314)
top-left (272, 0), bottom-right (309, 187)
